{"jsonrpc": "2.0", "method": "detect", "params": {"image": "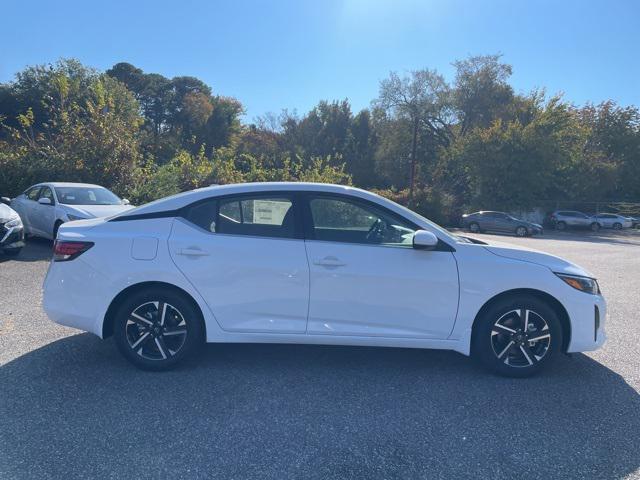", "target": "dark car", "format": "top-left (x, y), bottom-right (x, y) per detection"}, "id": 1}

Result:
top-left (461, 211), bottom-right (543, 237)
top-left (0, 197), bottom-right (25, 256)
